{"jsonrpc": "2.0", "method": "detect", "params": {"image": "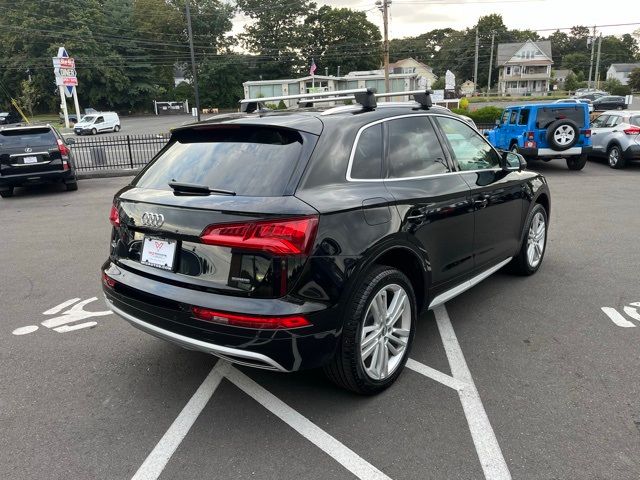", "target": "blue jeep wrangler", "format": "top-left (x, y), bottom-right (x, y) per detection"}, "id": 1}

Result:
top-left (486, 103), bottom-right (592, 170)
